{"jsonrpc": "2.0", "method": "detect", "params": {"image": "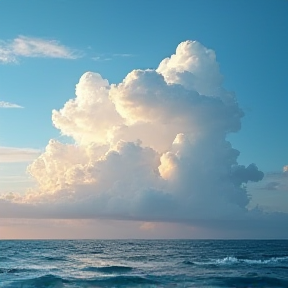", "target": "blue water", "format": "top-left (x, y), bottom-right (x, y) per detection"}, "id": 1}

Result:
top-left (1, 240), bottom-right (288, 287)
